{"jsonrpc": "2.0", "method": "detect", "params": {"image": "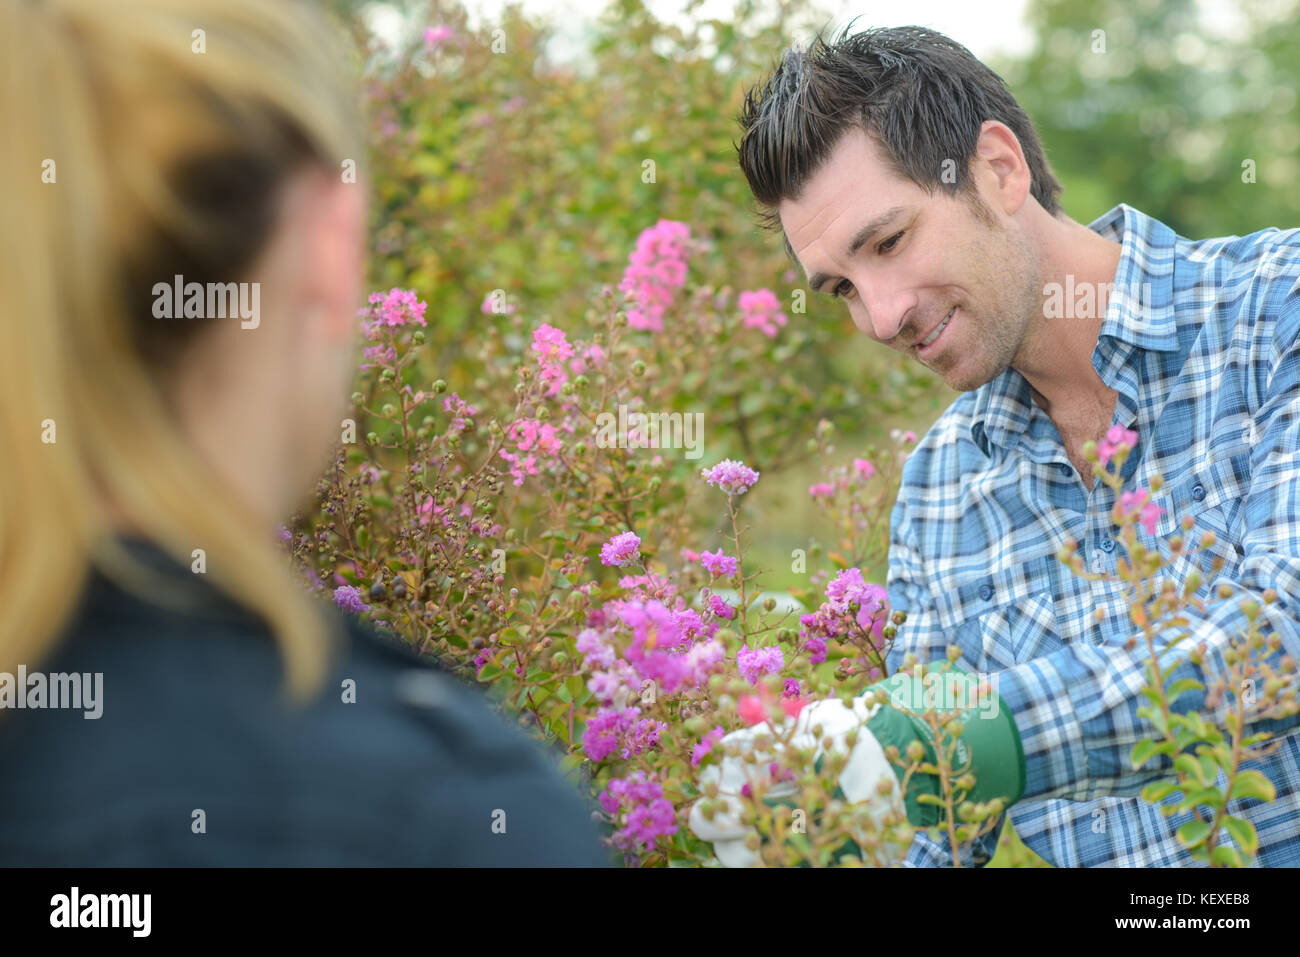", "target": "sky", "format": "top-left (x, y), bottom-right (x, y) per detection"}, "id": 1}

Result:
top-left (367, 0), bottom-right (1037, 64)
